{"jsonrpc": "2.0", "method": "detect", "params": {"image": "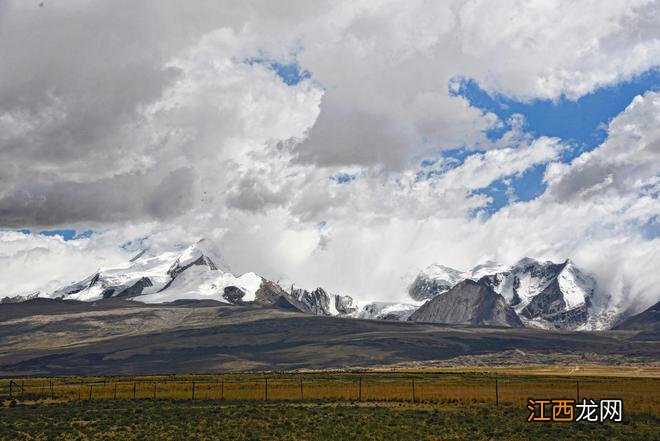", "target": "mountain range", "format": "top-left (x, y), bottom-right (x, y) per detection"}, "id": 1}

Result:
top-left (408, 258), bottom-right (605, 329)
top-left (2, 239), bottom-right (653, 331)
